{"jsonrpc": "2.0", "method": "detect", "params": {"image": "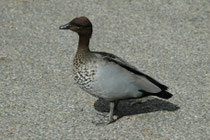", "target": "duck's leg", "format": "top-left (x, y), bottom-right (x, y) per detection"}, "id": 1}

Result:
top-left (95, 100), bottom-right (119, 116)
top-left (107, 100), bottom-right (120, 124)
top-left (93, 101), bottom-right (118, 125)
top-left (107, 101), bottom-right (115, 123)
